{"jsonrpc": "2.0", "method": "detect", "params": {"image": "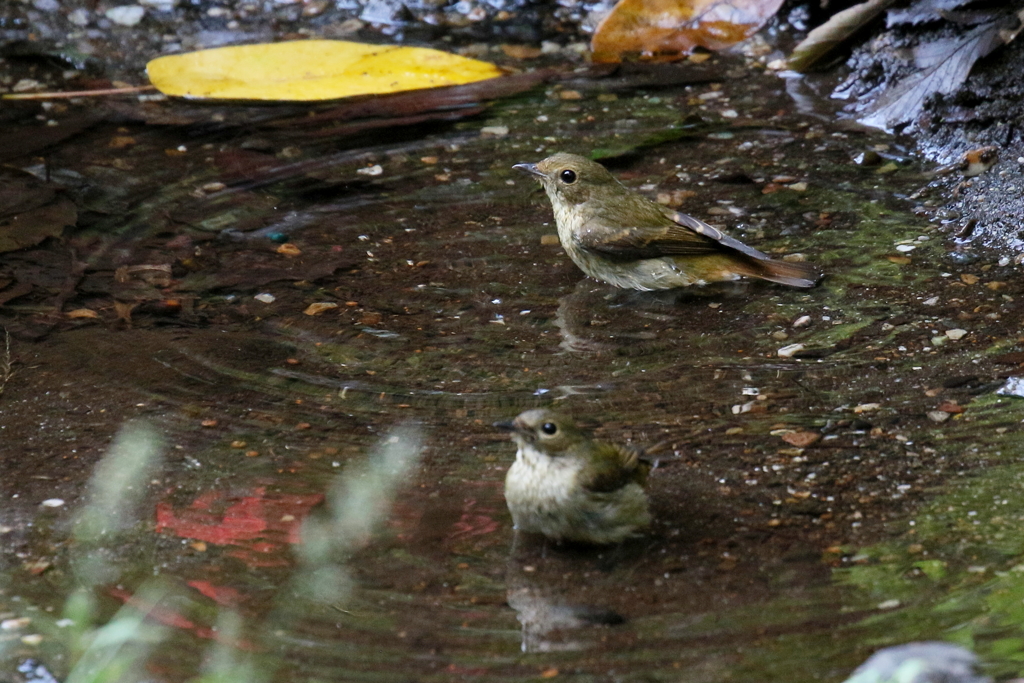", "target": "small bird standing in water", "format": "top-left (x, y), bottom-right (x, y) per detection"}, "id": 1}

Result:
top-left (514, 153), bottom-right (821, 290)
top-left (495, 409), bottom-right (651, 544)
